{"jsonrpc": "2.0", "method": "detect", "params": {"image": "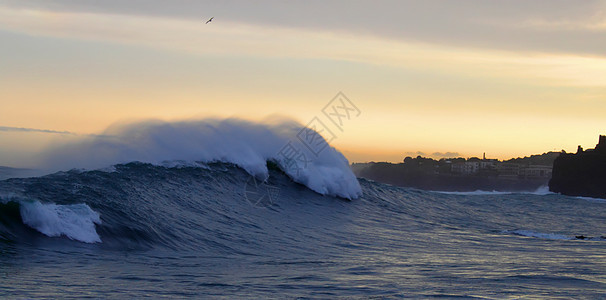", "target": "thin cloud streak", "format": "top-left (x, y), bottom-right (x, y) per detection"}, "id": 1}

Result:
top-left (404, 151), bottom-right (462, 159)
top-left (0, 126), bottom-right (74, 135)
top-left (0, 126), bottom-right (110, 138)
